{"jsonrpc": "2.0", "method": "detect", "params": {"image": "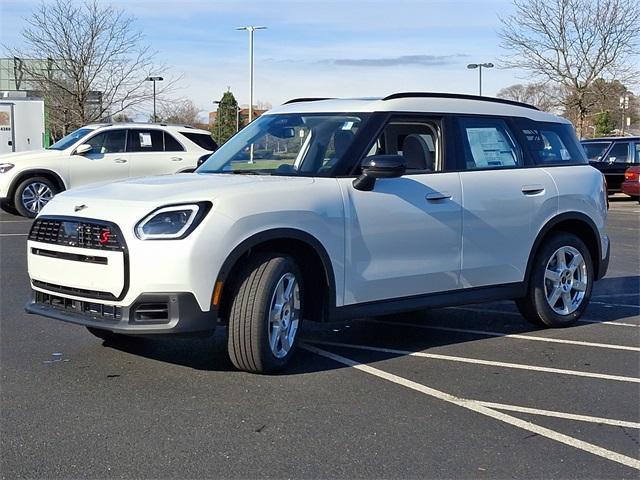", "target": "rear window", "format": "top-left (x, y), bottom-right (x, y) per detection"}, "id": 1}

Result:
top-left (180, 132), bottom-right (217, 151)
top-left (517, 121), bottom-right (586, 165)
top-left (581, 141), bottom-right (611, 161)
top-left (164, 132), bottom-right (185, 152)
